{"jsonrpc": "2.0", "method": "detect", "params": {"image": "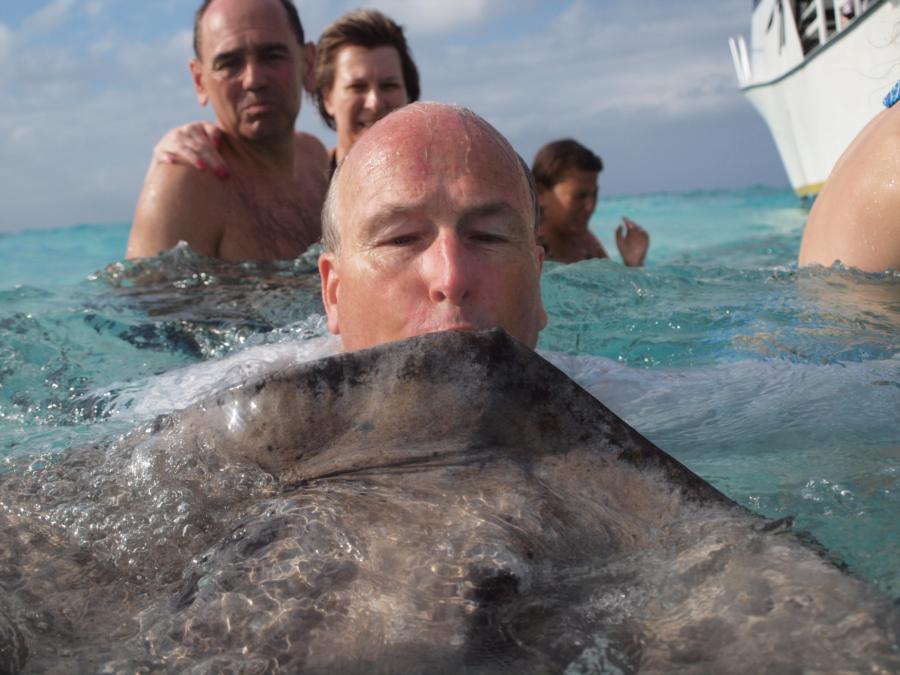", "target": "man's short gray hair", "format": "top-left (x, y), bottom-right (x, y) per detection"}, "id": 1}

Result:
top-left (321, 160), bottom-right (344, 253)
top-left (320, 105), bottom-right (540, 253)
